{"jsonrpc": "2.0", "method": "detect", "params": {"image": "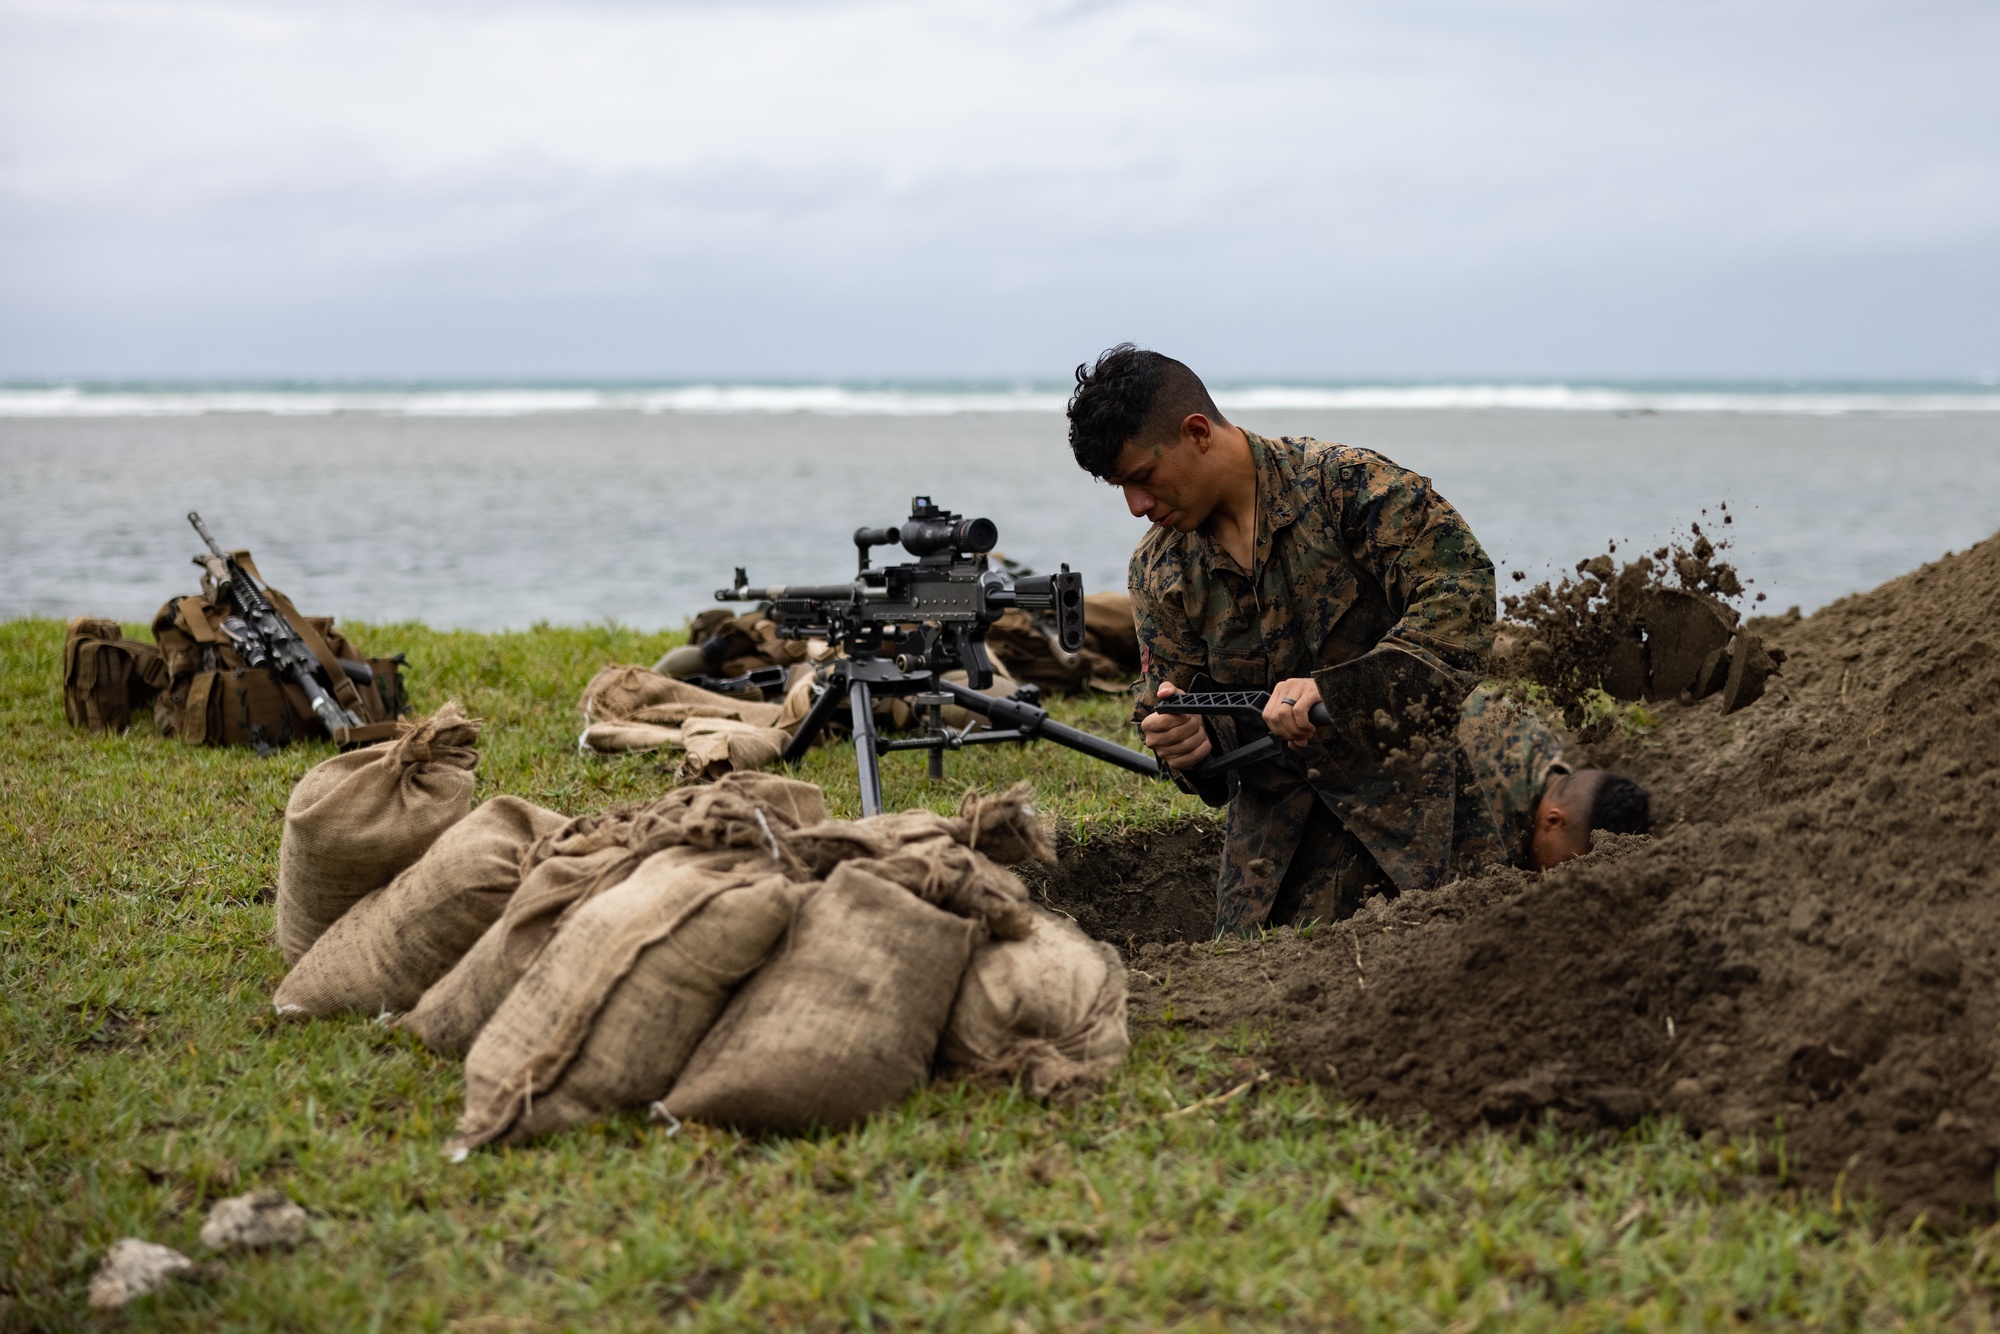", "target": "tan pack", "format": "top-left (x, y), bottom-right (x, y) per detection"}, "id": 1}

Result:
top-left (62, 617), bottom-right (169, 734)
top-left (148, 548), bottom-right (406, 749)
